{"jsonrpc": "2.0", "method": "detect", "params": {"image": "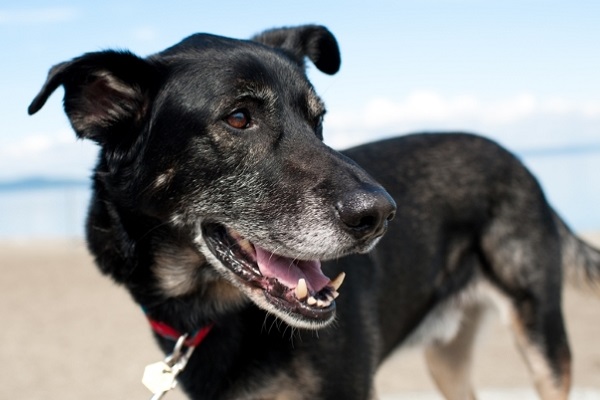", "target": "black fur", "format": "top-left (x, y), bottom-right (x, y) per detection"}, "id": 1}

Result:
top-left (30, 25), bottom-right (600, 400)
